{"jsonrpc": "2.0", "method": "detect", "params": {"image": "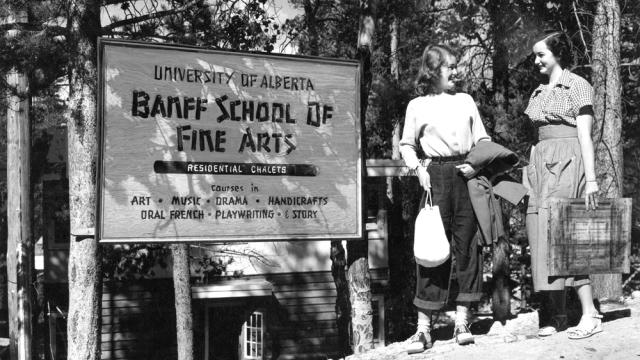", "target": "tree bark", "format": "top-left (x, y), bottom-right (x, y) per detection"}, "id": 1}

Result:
top-left (6, 9), bottom-right (33, 356)
top-left (487, 0), bottom-right (509, 111)
top-left (486, 0), bottom-right (513, 322)
top-left (298, 2), bottom-right (352, 354)
top-left (346, 0), bottom-right (375, 354)
top-left (591, 0), bottom-right (623, 301)
top-left (66, 1), bottom-right (102, 359)
top-left (302, 0), bottom-right (319, 56)
top-left (389, 14), bottom-right (401, 162)
top-left (171, 244), bottom-right (193, 360)
top-left (385, 13), bottom-right (411, 340)
top-left (330, 241), bottom-right (351, 355)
